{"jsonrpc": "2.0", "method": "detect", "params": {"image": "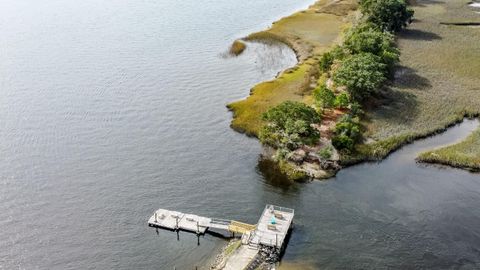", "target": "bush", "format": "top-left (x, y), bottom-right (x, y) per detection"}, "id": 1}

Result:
top-left (333, 53), bottom-right (387, 101)
top-left (334, 93), bottom-right (350, 108)
top-left (360, 0), bottom-right (414, 32)
top-left (259, 101), bottom-right (320, 150)
top-left (318, 146), bottom-right (333, 159)
top-left (313, 84), bottom-right (336, 109)
top-left (332, 134), bottom-right (355, 151)
top-left (343, 24), bottom-right (399, 70)
top-left (332, 116), bottom-right (361, 151)
top-left (350, 102), bottom-right (364, 116)
top-left (319, 45), bottom-right (348, 72)
top-left (319, 51), bottom-right (335, 72)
